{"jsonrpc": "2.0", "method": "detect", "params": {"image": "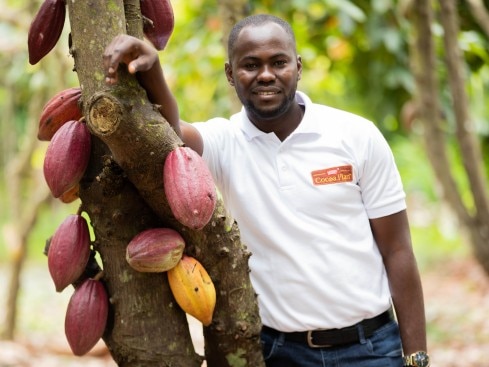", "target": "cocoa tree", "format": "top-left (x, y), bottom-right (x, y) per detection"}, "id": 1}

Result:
top-left (410, 0), bottom-right (489, 274)
top-left (1, 1), bottom-right (74, 337)
top-left (33, 0), bottom-right (265, 365)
